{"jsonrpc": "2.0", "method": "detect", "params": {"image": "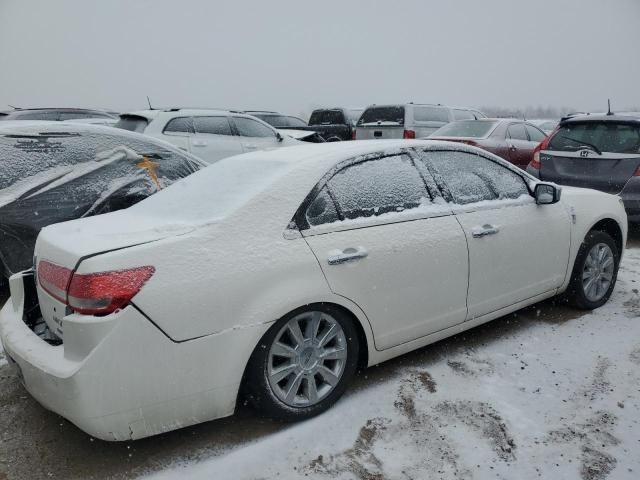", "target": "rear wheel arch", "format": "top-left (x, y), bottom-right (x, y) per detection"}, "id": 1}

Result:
top-left (237, 302), bottom-right (370, 405)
